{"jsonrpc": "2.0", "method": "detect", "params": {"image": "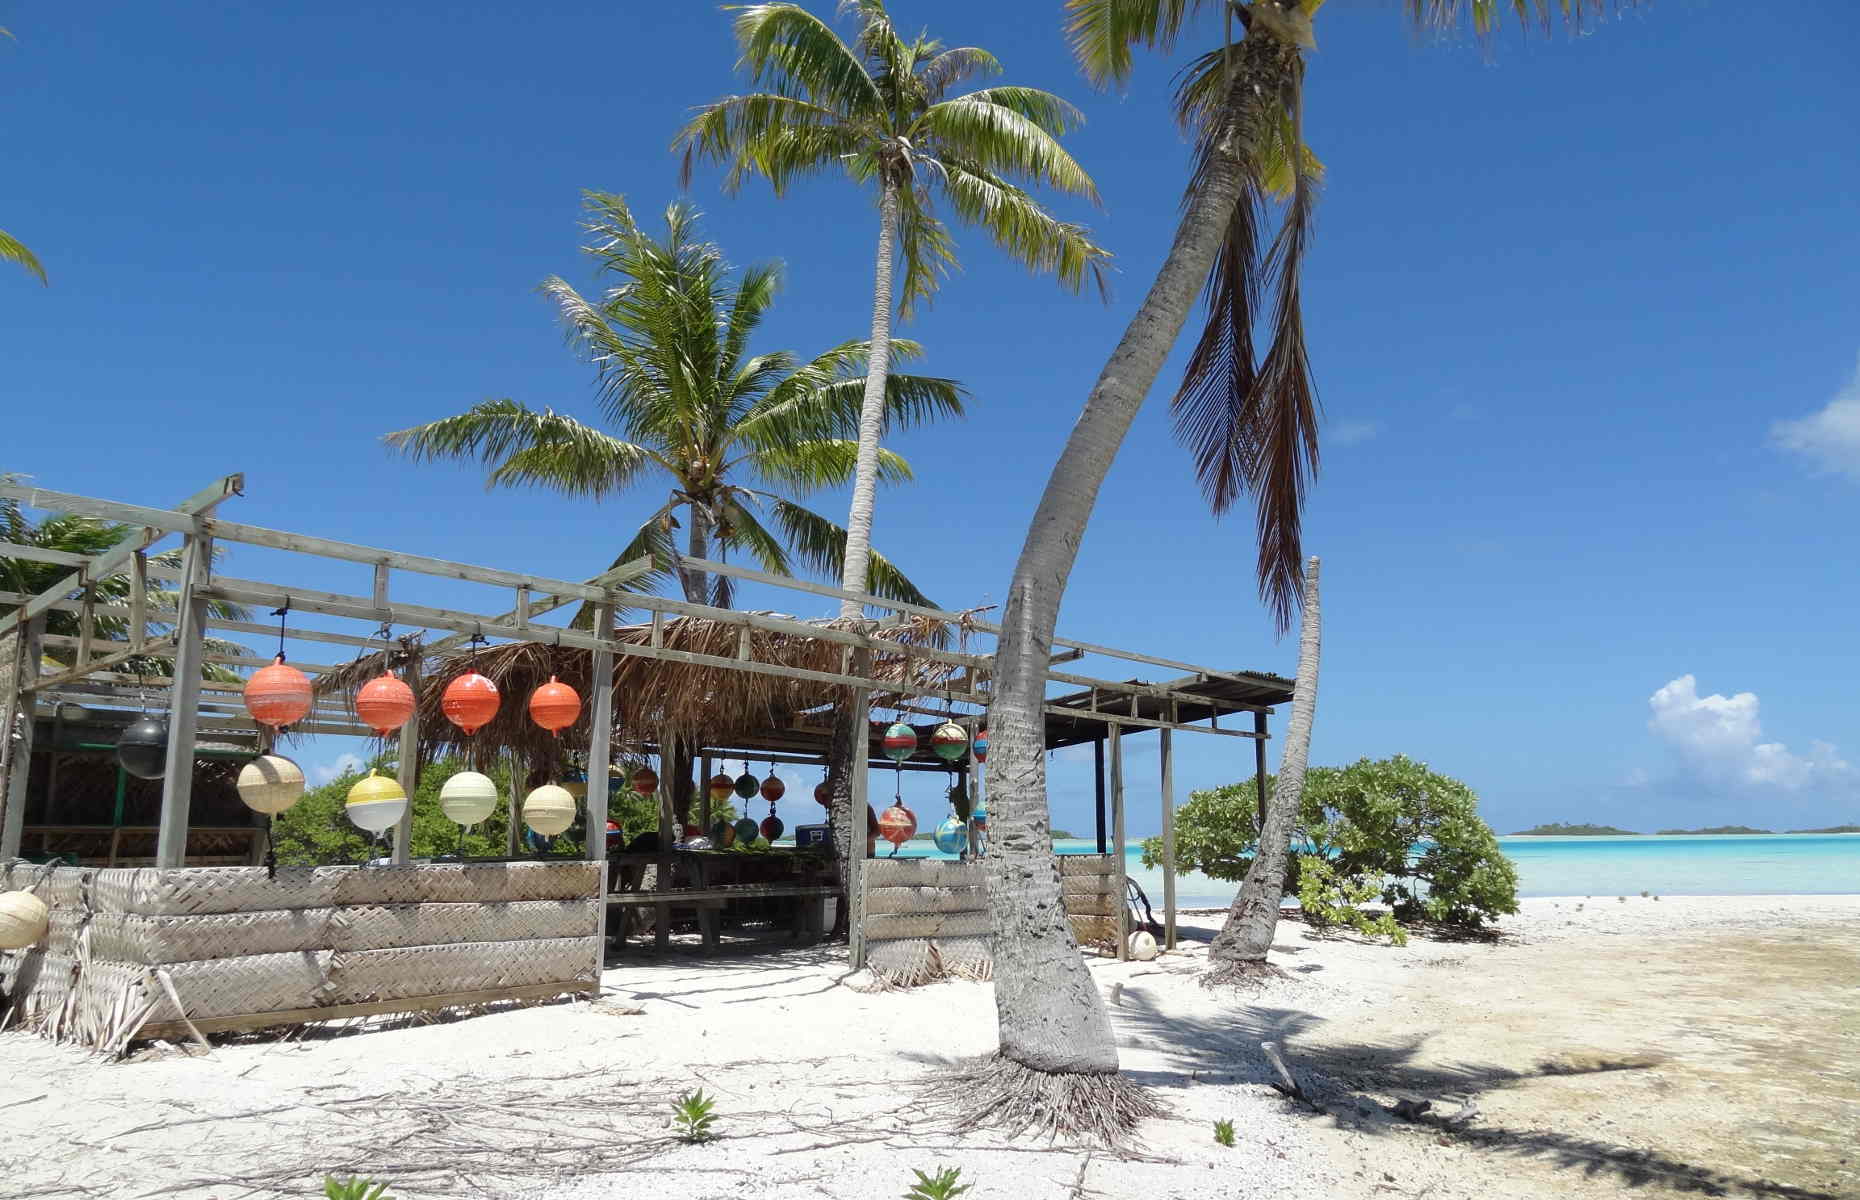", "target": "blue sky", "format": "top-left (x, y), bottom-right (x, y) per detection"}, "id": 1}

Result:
top-left (6, 2), bottom-right (1858, 836)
